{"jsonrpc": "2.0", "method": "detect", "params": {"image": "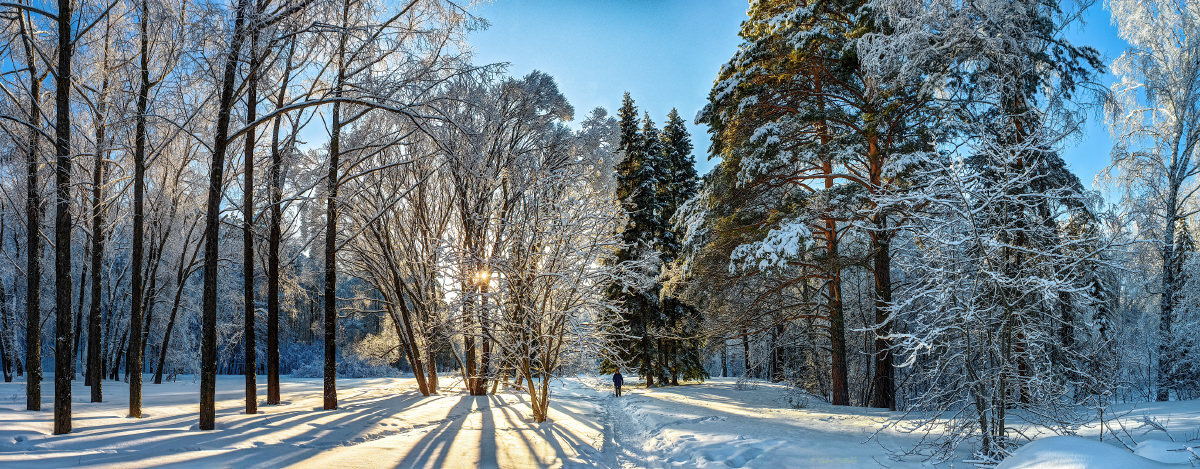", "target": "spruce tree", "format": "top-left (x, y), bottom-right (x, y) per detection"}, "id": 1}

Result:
top-left (606, 94), bottom-right (662, 386)
top-left (657, 109), bottom-right (706, 385)
top-left (637, 112), bottom-right (671, 384)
